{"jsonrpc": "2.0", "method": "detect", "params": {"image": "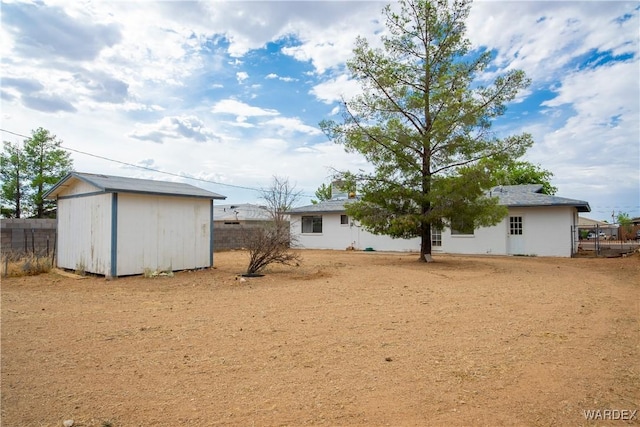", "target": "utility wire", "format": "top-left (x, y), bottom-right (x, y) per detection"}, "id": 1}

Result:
top-left (1, 127), bottom-right (314, 196)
